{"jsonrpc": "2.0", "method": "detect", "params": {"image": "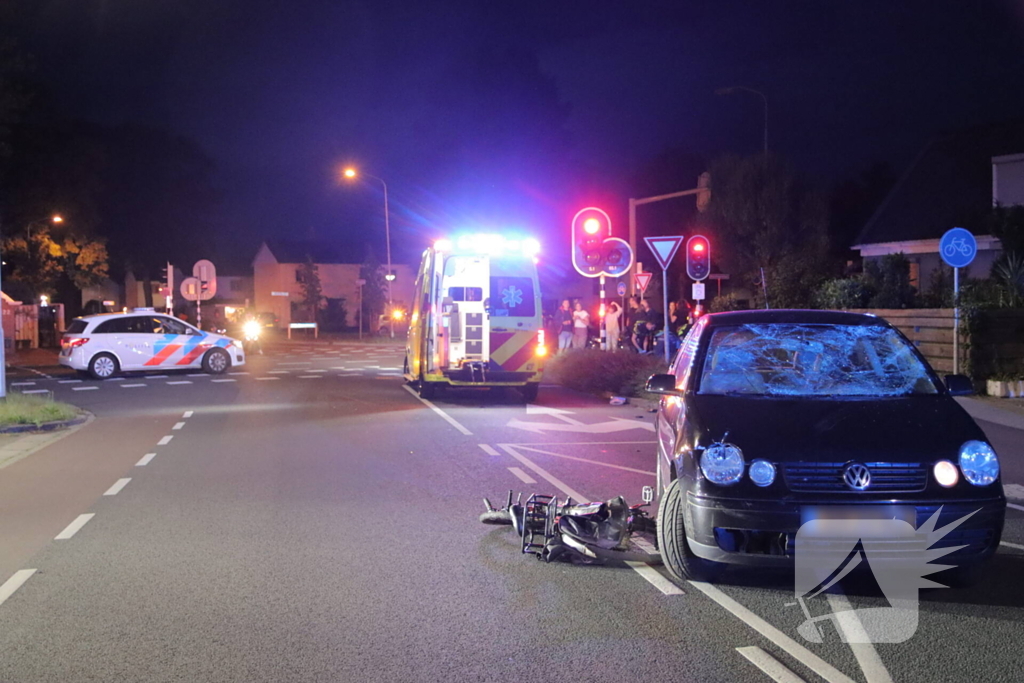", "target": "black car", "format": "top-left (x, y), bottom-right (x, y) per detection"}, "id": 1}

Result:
top-left (646, 310), bottom-right (1006, 584)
